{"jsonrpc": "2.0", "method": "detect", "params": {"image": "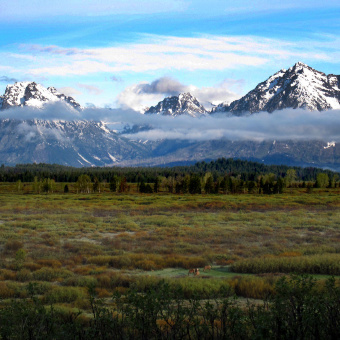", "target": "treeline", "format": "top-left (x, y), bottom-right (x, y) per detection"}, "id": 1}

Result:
top-left (0, 276), bottom-right (339, 339)
top-left (0, 158), bottom-right (337, 183)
